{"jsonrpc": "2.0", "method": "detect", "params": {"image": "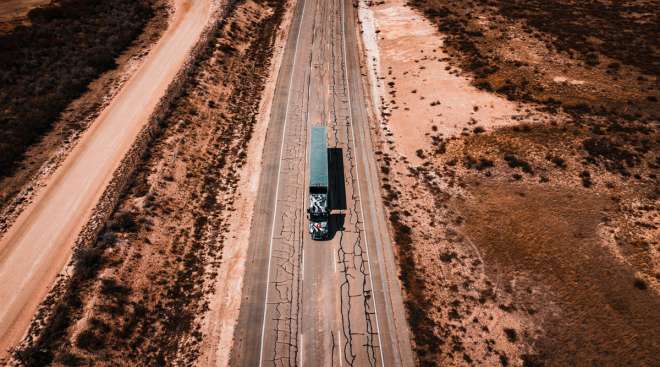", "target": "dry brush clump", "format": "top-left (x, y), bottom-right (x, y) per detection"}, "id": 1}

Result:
top-left (13, 0), bottom-right (286, 365)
